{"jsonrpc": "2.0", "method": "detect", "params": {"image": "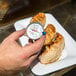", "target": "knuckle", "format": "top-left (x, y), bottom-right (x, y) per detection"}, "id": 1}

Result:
top-left (20, 53), bottom-right (28, 60)
top-left (3, 37), bottom-right (9, 42)
top-left (11, 31), bottom-right (19, 36)
top-left (22, 61), bottom-right (30, 68)
top-left (12, 31), bottom-right (17, 35)
top-left (3, 36), bottom-right (14, 43)
top-left (25, 62), bottom-right (30, 67)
